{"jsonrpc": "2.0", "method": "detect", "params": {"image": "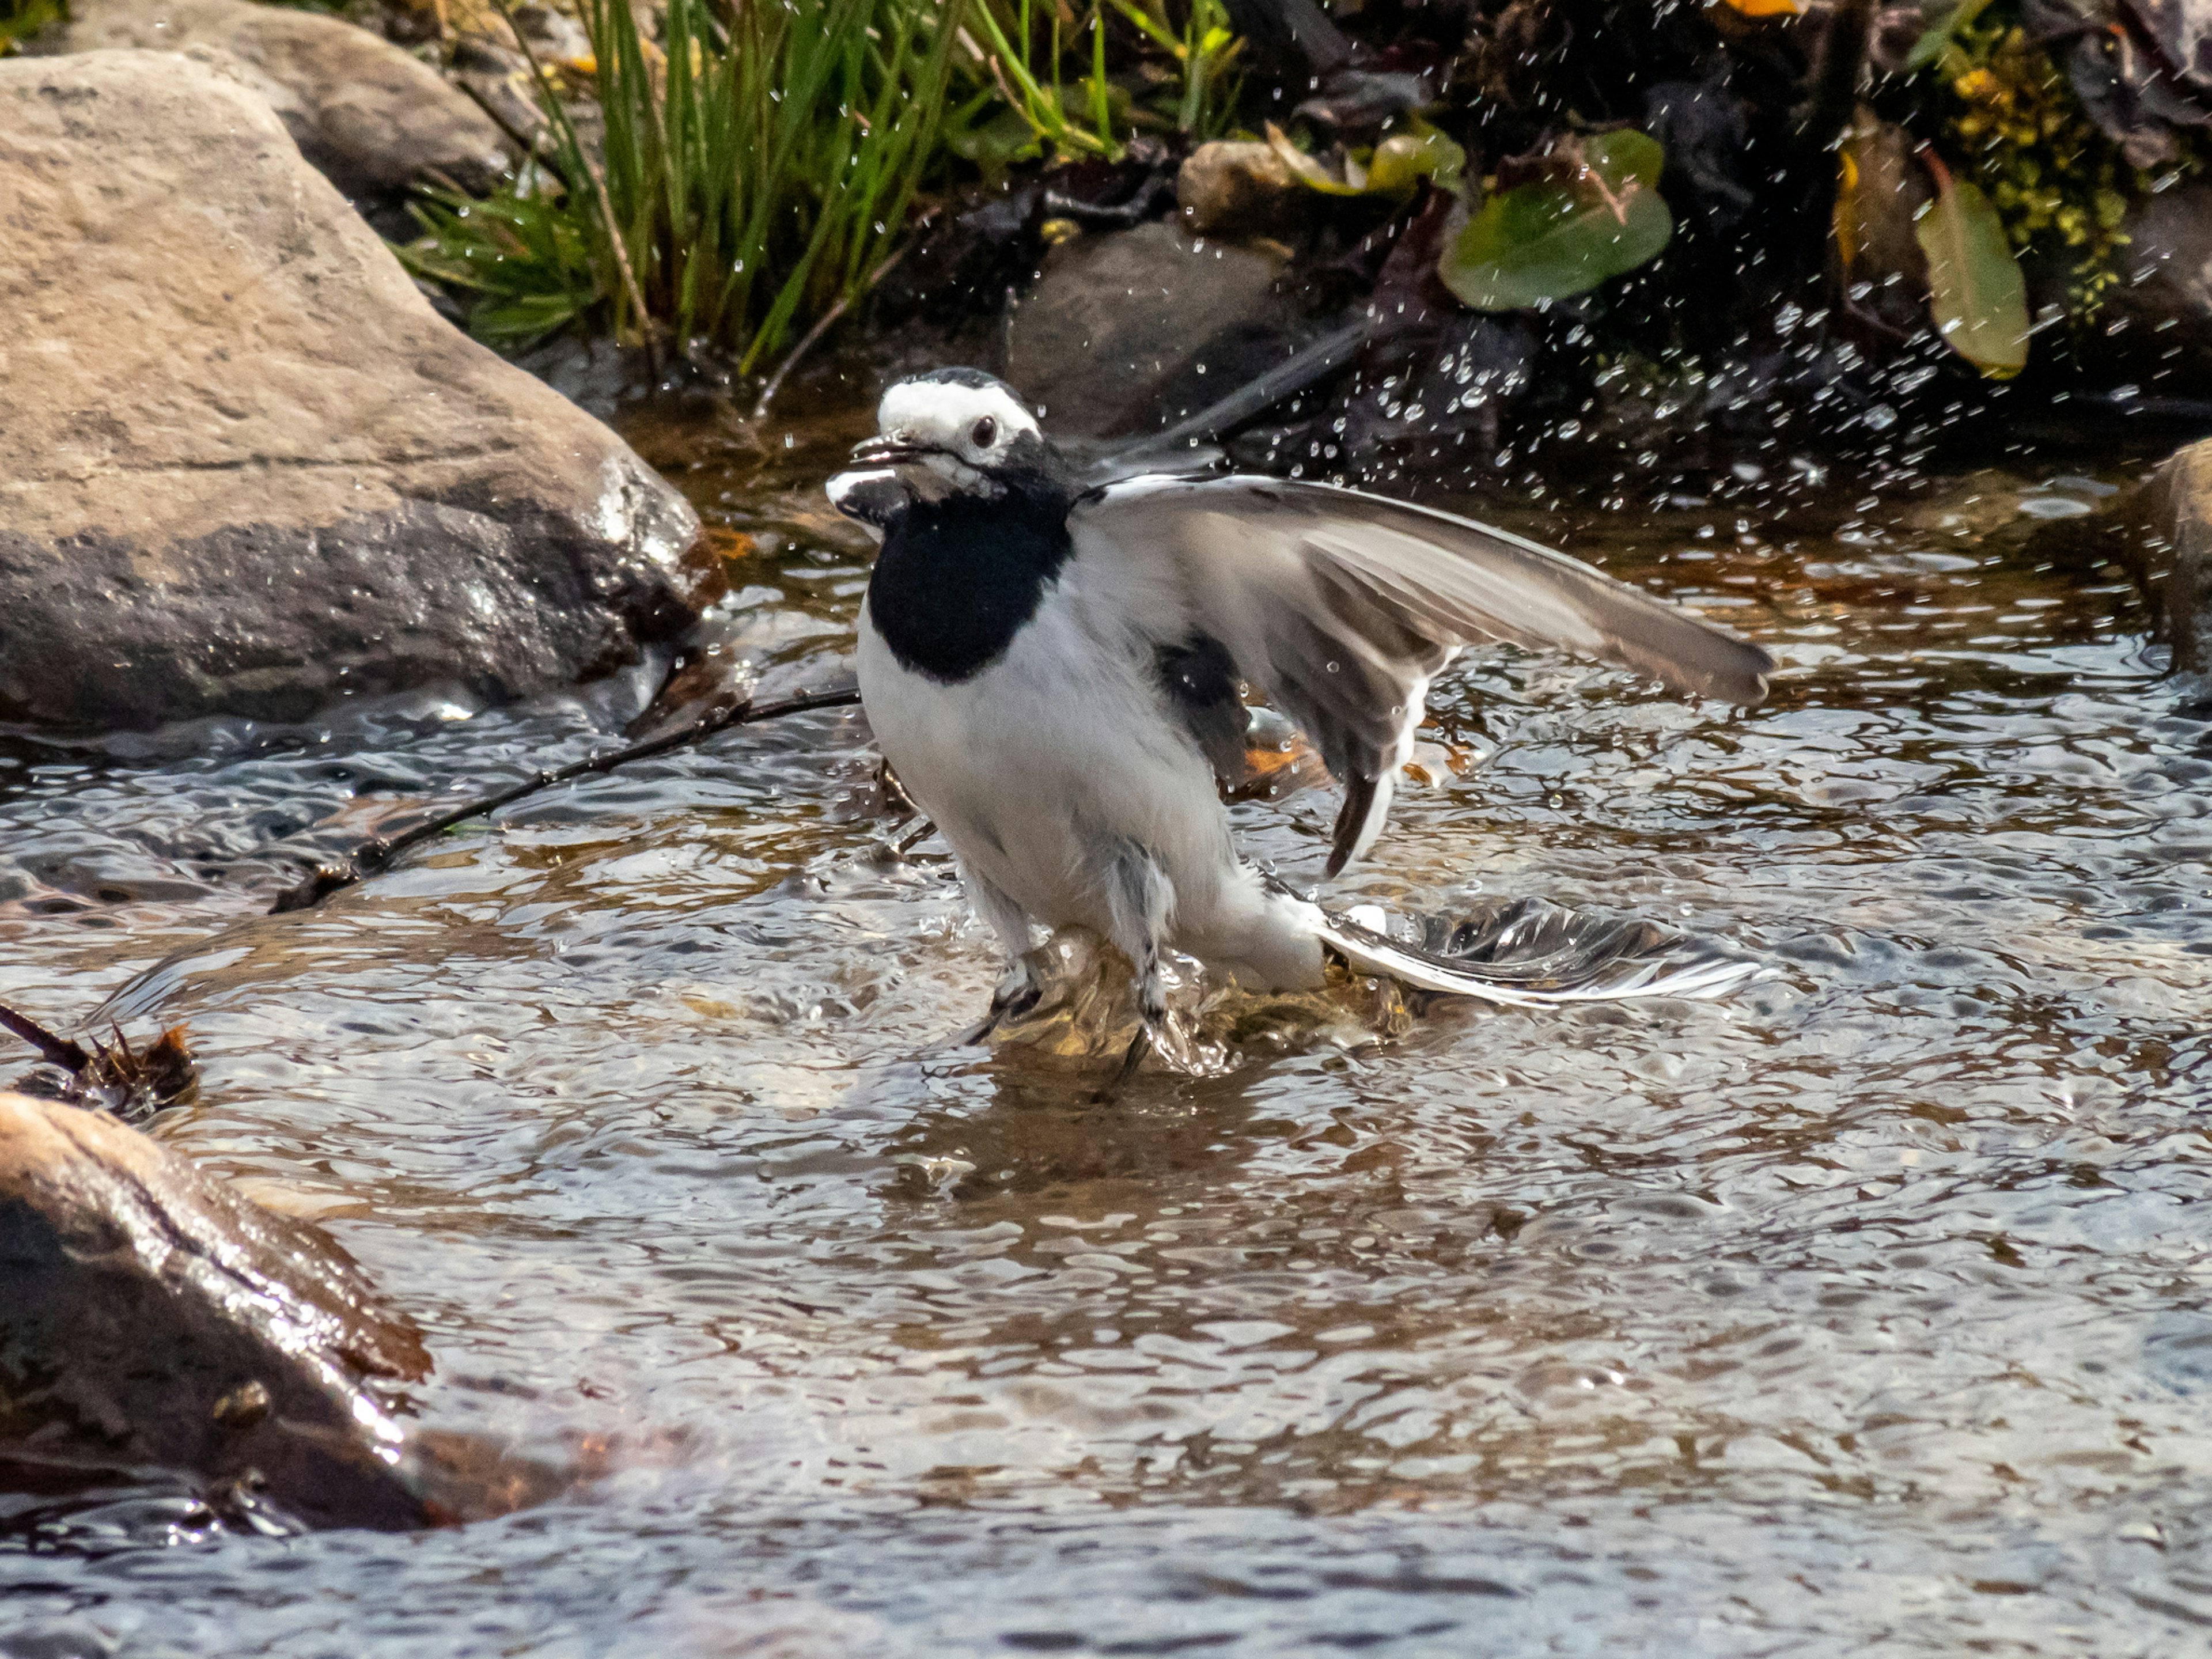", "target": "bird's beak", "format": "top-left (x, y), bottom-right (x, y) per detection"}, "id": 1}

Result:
top-left (849, 433), bottom-right (927, 466)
